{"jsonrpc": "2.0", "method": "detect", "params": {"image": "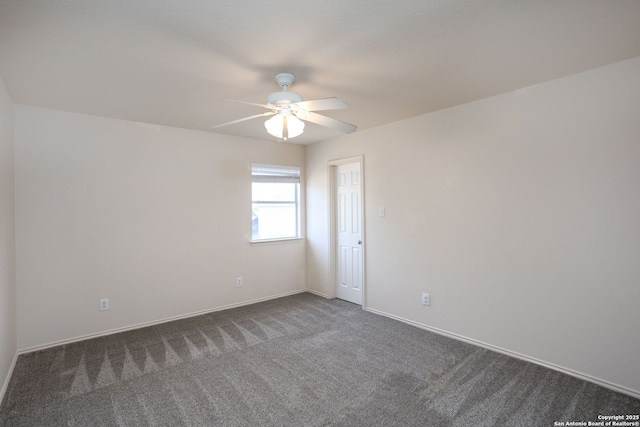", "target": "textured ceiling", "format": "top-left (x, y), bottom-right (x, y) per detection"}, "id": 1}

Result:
top-left (1, 0), bottom-right (640, 144)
